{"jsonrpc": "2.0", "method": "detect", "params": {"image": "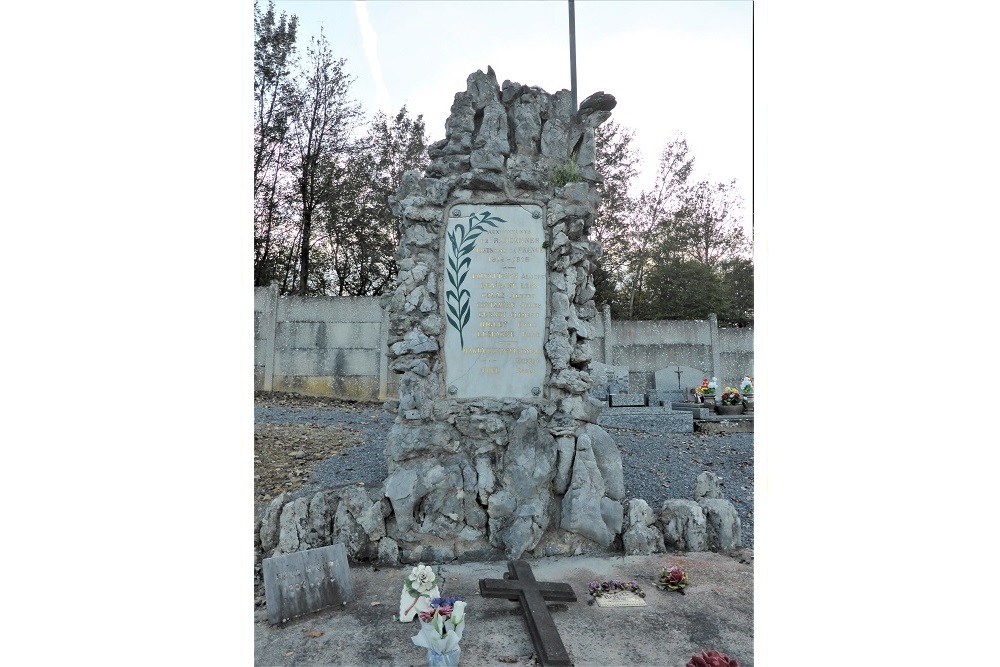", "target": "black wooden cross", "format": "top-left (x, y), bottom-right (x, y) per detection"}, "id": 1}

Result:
top-left (674, 366), bottom-right (683, 390)
top-left (479, 560), bottom-right (577, 667)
